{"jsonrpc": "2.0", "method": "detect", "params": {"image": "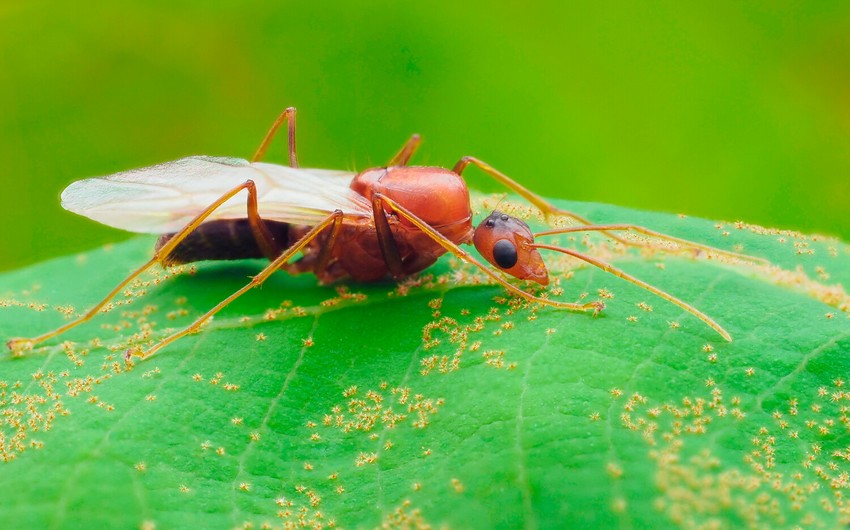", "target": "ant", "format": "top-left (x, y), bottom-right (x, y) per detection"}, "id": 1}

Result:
top-left (7, 107), bottom-right (764, 360)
